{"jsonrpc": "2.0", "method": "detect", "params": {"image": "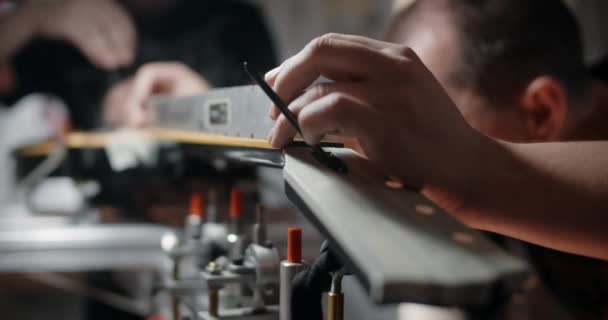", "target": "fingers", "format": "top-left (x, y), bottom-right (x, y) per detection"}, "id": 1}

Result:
top-left (70, 24), bottom-right (119, 70)
top-left (103, 70), bottom-right (160, 128)
top-left (268, 88), bottom-right (319, 147)
top-left (266, 33), bottom-right (419, 121)
top-left (103, 66), bottom-right (161, 128)
top-left (273, 36), bottom-right (395, 103)
top-left (127, 65), bottom-right (159, 115)
top-left (308, 81), bottom-right (405, 110)
top-left (269, 81), bottom-right (397, 147)
top-left (268, 82), bottom-right (379, 146)
top-left (60, 0), bottom-right (136, 70)
top-left (63, 18), bottom-right (130, 70)
top-left (104, 64), bottom-right (160, 127)
top-left (265, 65), bottom-right (282, 120)
top-left (322, 34), bottom-right (422, 61)
top-left (265, 66), bottom-right (281, 86)
top-left (265, 57), bottom-right (293, 120)
top-left (129, 62), bottom-right (198, 99)
top-left (298, 93), bottom-right (377, 146)
top-left (101, 3), bottom-right (137, 67)
top-left (265, 57), bottom-right (293, 87)
top-left (269, 84), bottom-right (384, 148)
top-left (269, 81), bottom-right (406, 148)
top-left (26, 0), bottom-right (136, 70)
top-left (111, 62), bottom-right (206, 128)
top-left (102, 77), bottom-right (133, 126)
top-left (313, 33), bottom-right (391, 49)
top-left (264, 34), bottom-right (405, 84)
